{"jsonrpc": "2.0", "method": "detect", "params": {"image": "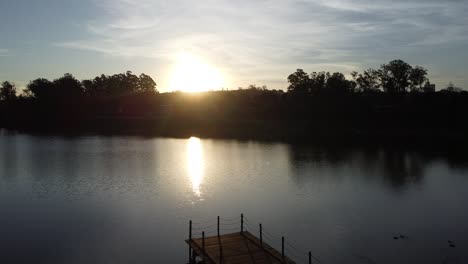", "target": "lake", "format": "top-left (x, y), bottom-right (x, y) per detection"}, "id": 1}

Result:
top-left (0, 130), bottom-right (467, 264)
